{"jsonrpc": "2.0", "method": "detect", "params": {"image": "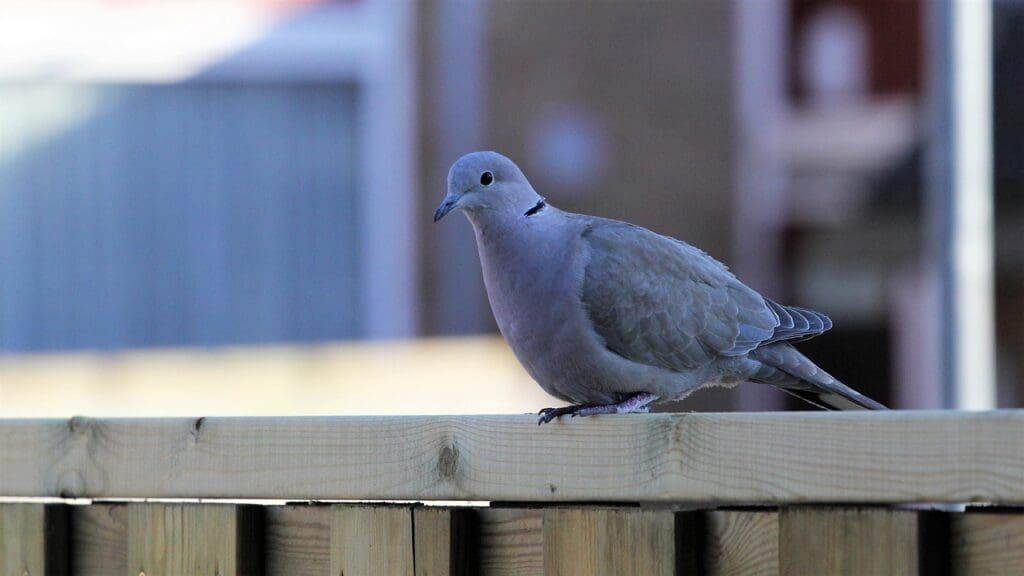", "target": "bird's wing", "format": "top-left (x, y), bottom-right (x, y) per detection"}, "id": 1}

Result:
top-left (579, 218), bottom-right (780, 371)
